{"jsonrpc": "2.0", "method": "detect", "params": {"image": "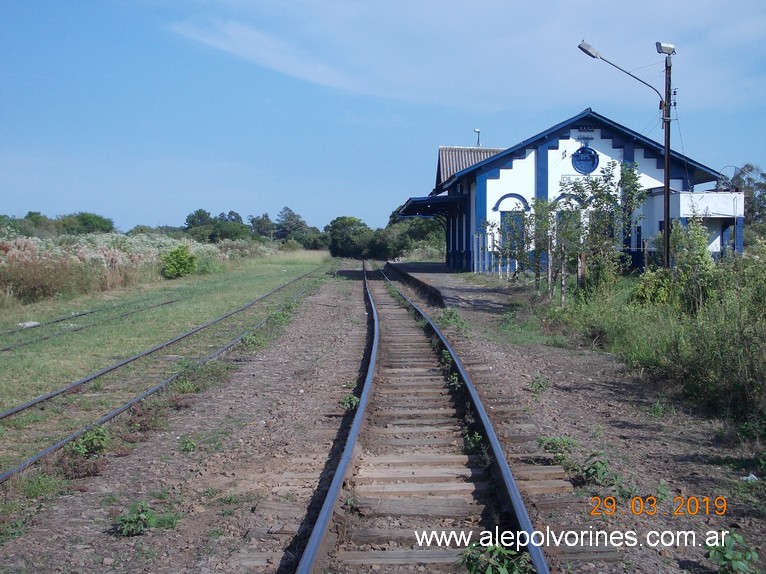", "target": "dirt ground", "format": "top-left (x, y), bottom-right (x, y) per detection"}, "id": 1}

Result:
top-left (0, 266), bottom-right (764, 574)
